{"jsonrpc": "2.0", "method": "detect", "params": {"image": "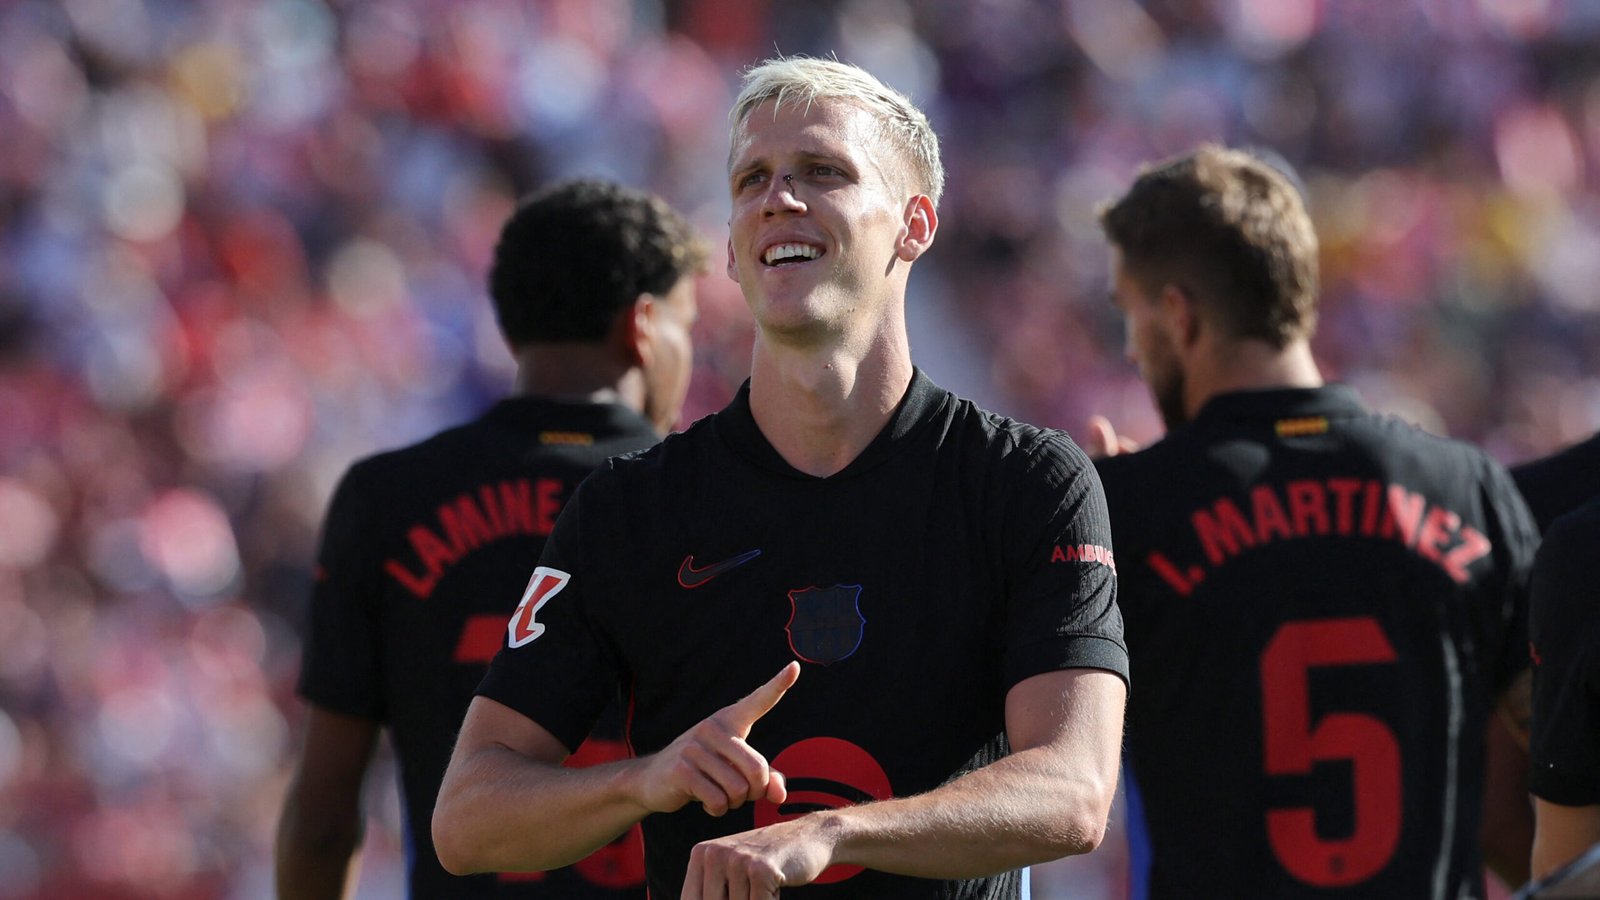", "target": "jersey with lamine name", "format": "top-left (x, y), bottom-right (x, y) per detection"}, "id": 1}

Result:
top-left (478, 370), bottom-right (1129, 900)
top-left (1096, 385), bottom-right (1538, 900)
top-left (299, 397), bottom-right (660, 900)
top-left (1528, 496), bottom-right (1600, 807)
